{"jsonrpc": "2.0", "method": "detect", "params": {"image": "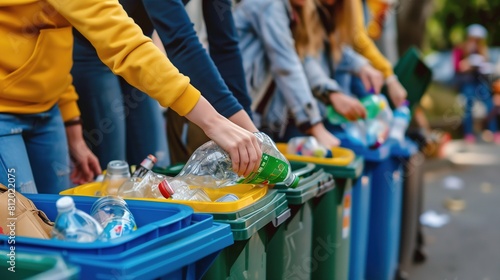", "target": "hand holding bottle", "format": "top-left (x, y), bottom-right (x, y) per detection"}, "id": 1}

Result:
top-left (184, 96), bottom-right (262, 176)
top-left (307, 122), bottom-right (341, 148)
top-left (386, 75), bottom-right (407, 108)
top-left (358, 64), bottom-right (384, 94)
top-left (328, 92), bottom-right (366, 121)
